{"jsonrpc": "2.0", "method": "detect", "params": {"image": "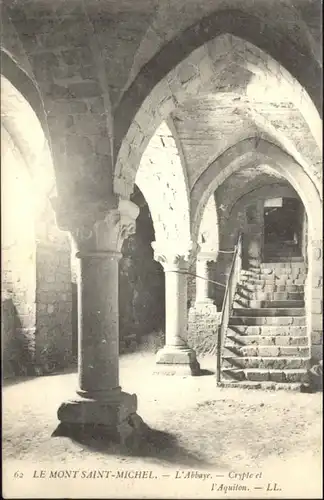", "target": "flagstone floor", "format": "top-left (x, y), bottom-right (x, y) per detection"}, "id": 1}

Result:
top-left (3, 352), bottom-right (322, 499)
